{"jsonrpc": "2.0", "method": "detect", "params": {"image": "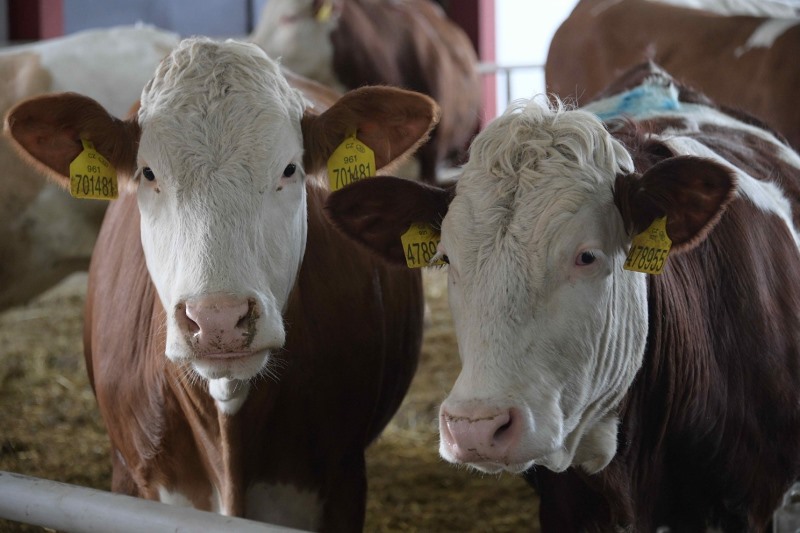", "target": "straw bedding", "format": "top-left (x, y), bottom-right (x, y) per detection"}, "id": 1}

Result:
top-left (0, 269), bottom-right (538, 532)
